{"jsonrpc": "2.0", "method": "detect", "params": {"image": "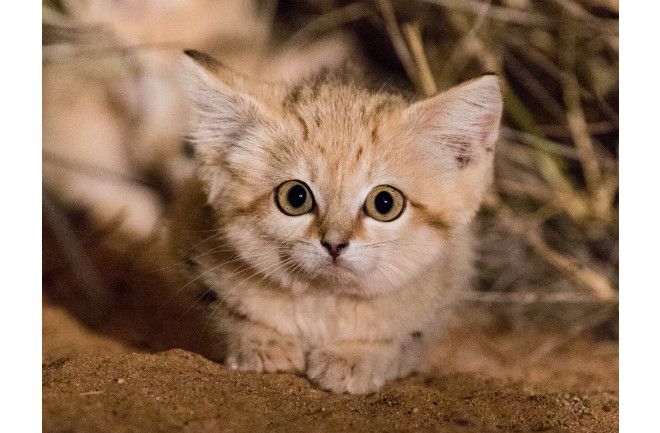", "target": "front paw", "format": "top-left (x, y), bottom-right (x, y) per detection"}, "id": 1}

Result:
top-left (306, 349), bottom-right (393, 394)
top-left (225, 329), bottom-right (304, 374)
